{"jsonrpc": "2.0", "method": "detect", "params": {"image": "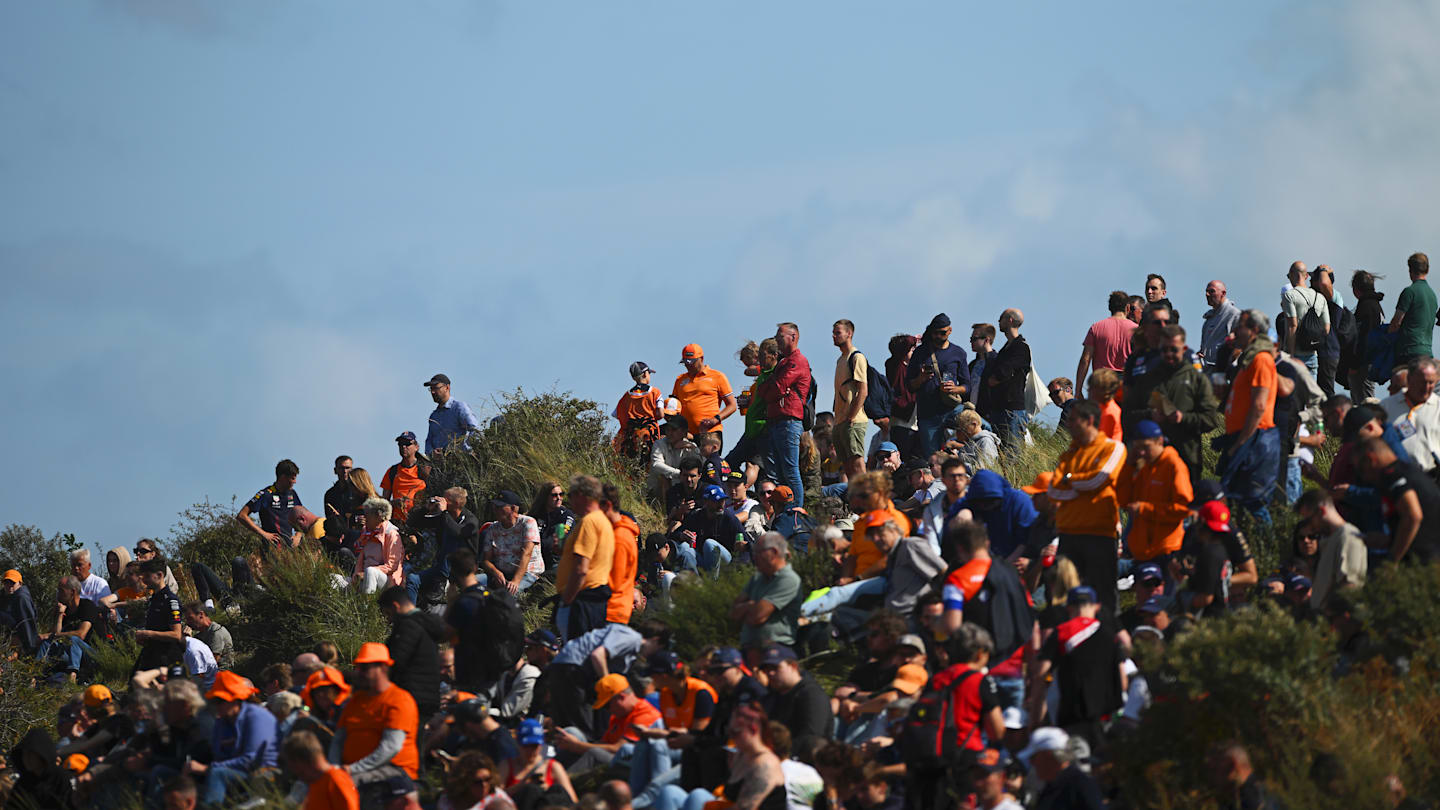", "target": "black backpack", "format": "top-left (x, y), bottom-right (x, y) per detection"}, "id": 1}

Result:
top-left (801, 375), bottom-right (820, 431)
top-left (453, 585), bottom-right (526, 687)
top-left (1331, 301), bottom-right (1358, 358)
top-left (898, 666), bottom-right (982, 772)
top-left (849, 351), bottom-right (894, 421)
top-left (1295, 290), bottom-right (1328, 352)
